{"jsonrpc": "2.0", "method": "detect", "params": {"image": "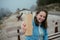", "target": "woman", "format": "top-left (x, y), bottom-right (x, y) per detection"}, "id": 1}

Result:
top-left (21, 9), bottom-right (48, 40)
